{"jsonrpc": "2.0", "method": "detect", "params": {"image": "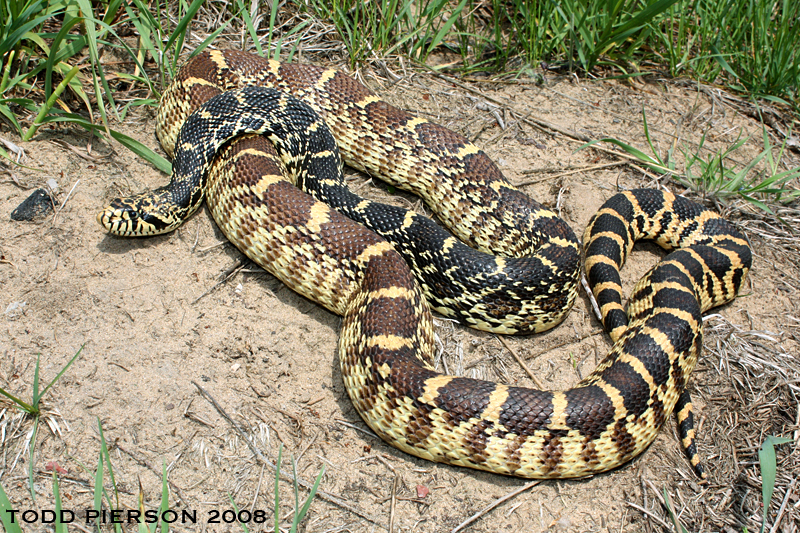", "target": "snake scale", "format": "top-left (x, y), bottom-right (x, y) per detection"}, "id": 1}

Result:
top-left (99, 50), bottom-right (751, 479)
